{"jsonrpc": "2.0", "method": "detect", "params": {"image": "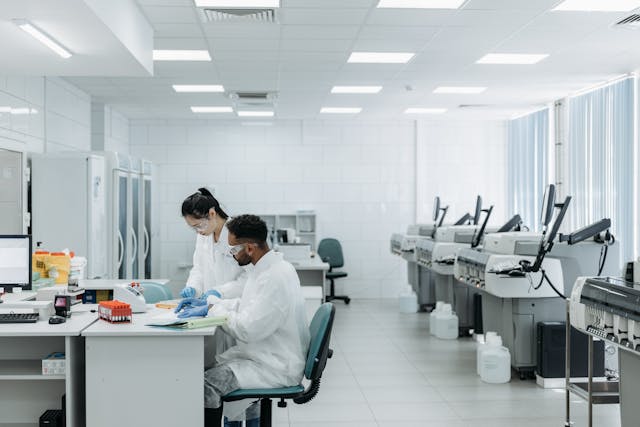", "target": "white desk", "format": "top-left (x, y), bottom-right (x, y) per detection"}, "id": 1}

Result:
top-left (83, 308), bottom-right (218, 427)
top-left (290, 257), bottom-right (330, 301)
top-left (1, 290), bottom-right (37, 302)
top-left (0, 307), bottom-right (97, 426)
